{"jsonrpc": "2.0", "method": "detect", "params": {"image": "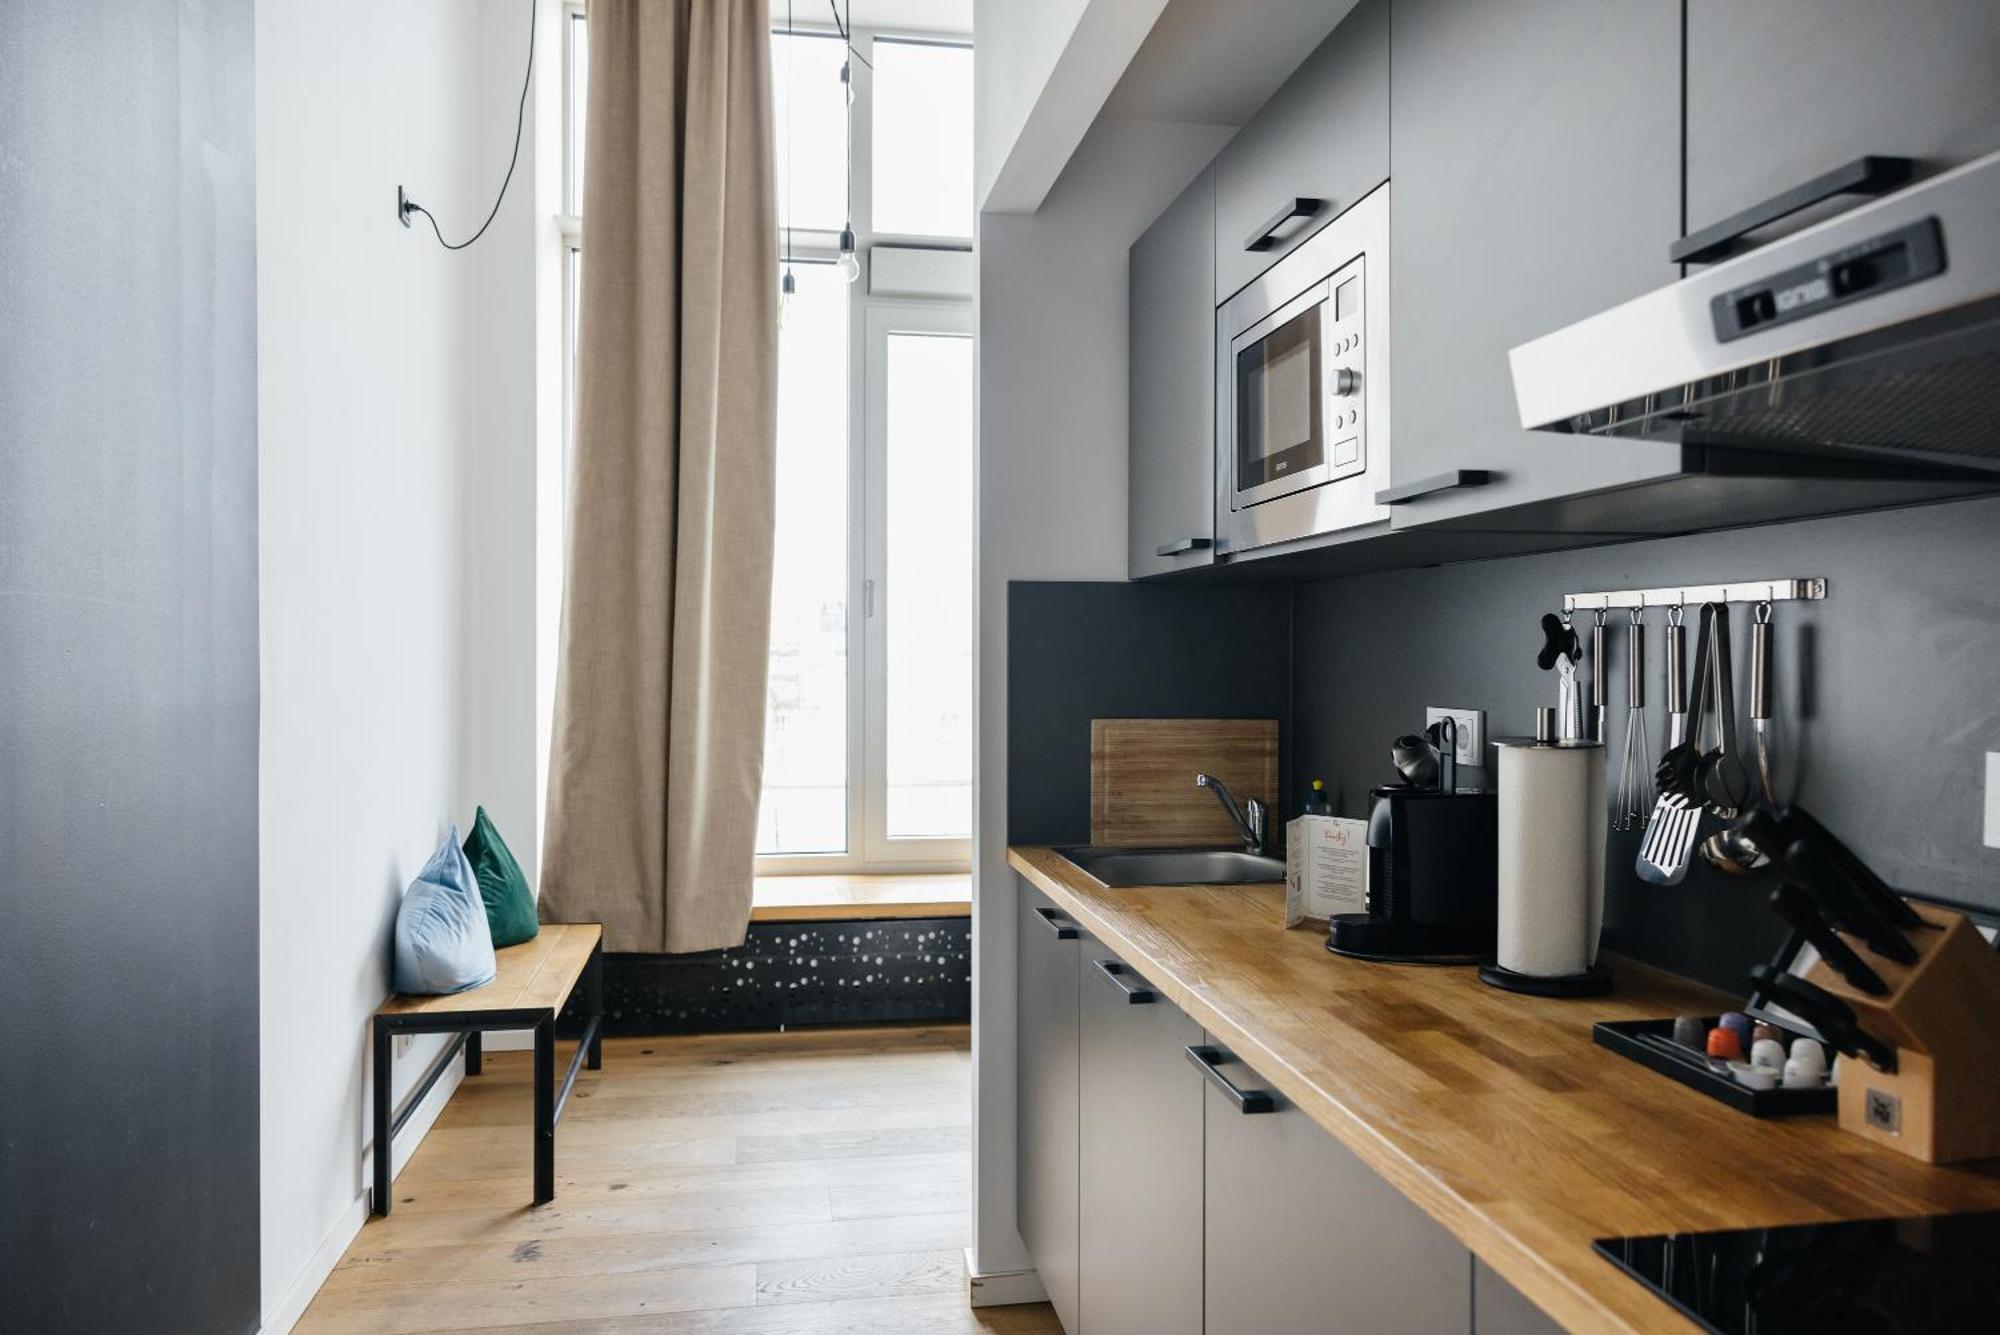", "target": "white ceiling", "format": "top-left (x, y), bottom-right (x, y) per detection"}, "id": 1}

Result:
top-left (845, 0), bottom-right (972, 37)
top-left (1100, 0), bottom-right (1362, 126)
